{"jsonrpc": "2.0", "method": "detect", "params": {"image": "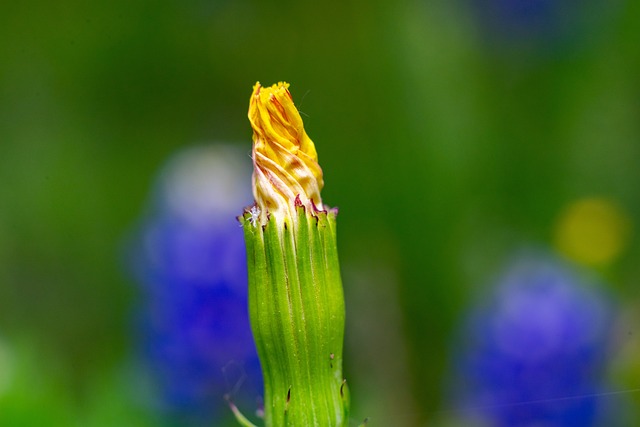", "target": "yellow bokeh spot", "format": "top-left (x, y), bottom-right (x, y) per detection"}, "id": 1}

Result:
top-left (554, 197), bottom-right (632, 267)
